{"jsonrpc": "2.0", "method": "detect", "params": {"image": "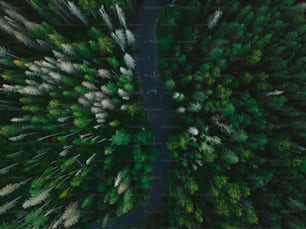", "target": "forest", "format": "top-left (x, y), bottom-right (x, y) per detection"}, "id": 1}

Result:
top-left (0, 0), bottom-right (305, 228)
